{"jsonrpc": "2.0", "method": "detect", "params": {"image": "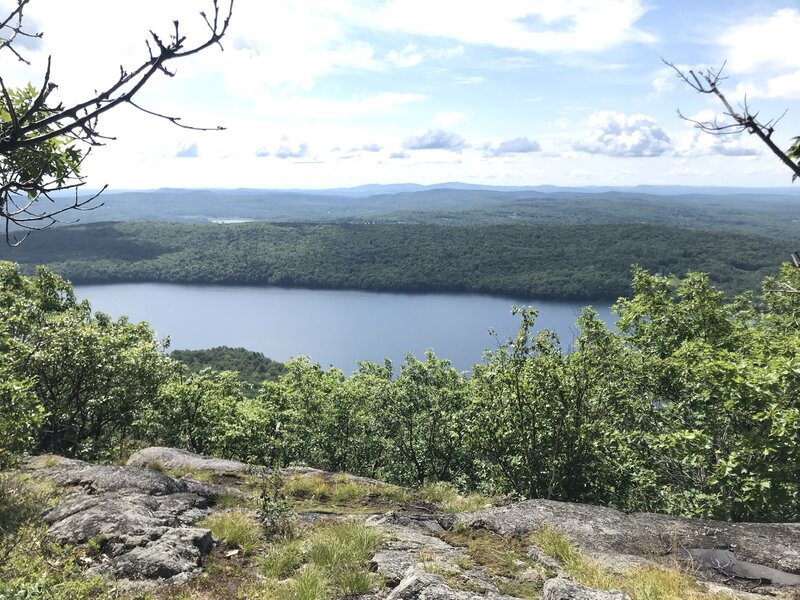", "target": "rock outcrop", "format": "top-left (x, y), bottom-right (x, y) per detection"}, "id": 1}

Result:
top-left (16, 448), bottom-right (800, 598)
top-left (126, 445), bottom-right (385, 487)
top-left (543, 577), bottom-right (630, 600)
top-left (459, 499), bottom-right (800, 590)
top-left (22, 454), bottom-right (231, 588)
